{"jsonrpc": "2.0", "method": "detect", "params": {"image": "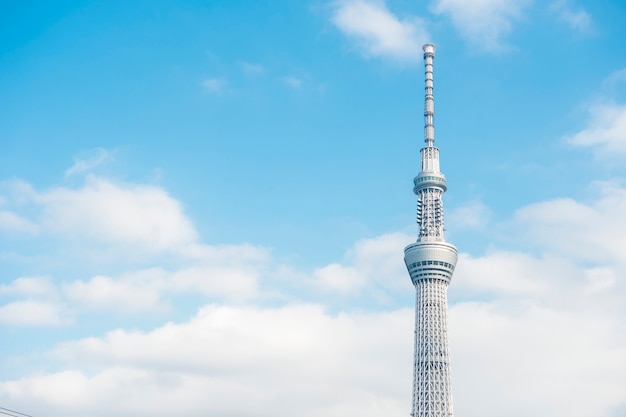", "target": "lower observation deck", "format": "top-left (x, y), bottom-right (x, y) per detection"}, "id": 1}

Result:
top-left (404, 242), bottom-right (457, 285)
